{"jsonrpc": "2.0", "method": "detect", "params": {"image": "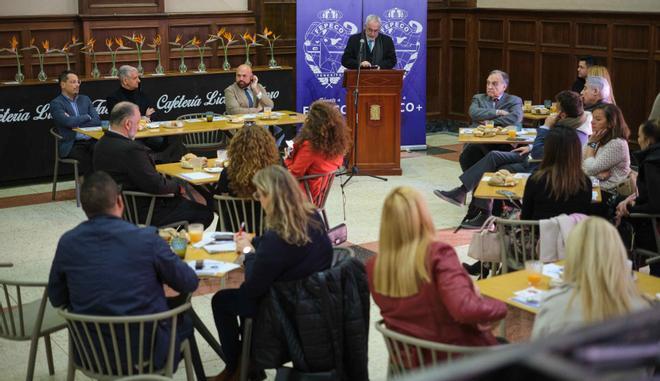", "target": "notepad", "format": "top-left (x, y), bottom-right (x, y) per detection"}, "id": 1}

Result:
top-left (187, 260), bottom-right (240, 276)
top-left (511, 287), bottom-right (547, 309)
top-left (79, 126), bottom-right (102, 131)
top-left (542, 263), bottom-right (564, 280)
top-left (180, 172), bottom-right (215, 180)
top-left (204, 241), bottom-right (237, 253)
